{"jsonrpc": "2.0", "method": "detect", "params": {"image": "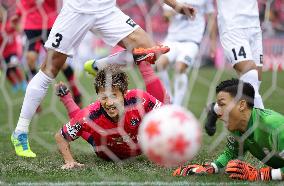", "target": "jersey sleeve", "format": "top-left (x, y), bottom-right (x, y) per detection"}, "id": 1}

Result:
top-left (213, 135), bottom-right (240, 169)
top-left (141, 90), bottom-right (163, 113)
top-left (60, 108), bottom-right (90, 141)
